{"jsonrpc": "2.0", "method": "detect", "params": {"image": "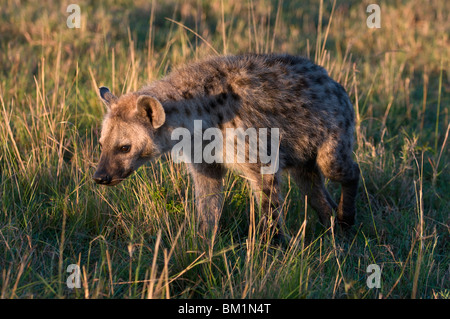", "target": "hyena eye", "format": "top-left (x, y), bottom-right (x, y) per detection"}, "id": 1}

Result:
top-left (119, 145), bottom-right (131, 153)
